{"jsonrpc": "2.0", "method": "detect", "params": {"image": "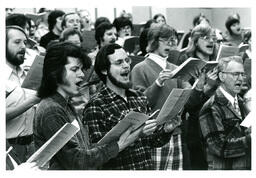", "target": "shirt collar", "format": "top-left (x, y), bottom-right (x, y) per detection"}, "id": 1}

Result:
top-left (52, 92), bottom-right (74, 109)
top-left (101, 85), bottom-right (138, 100)
top-left (5, 61), bottom-right (25, 81)
top-left (219, 86), bottom-right (237, 106)
top-left (147, 53), bottom-right (167, 70)
top-left (51, 92), bottom-right (78, 118)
